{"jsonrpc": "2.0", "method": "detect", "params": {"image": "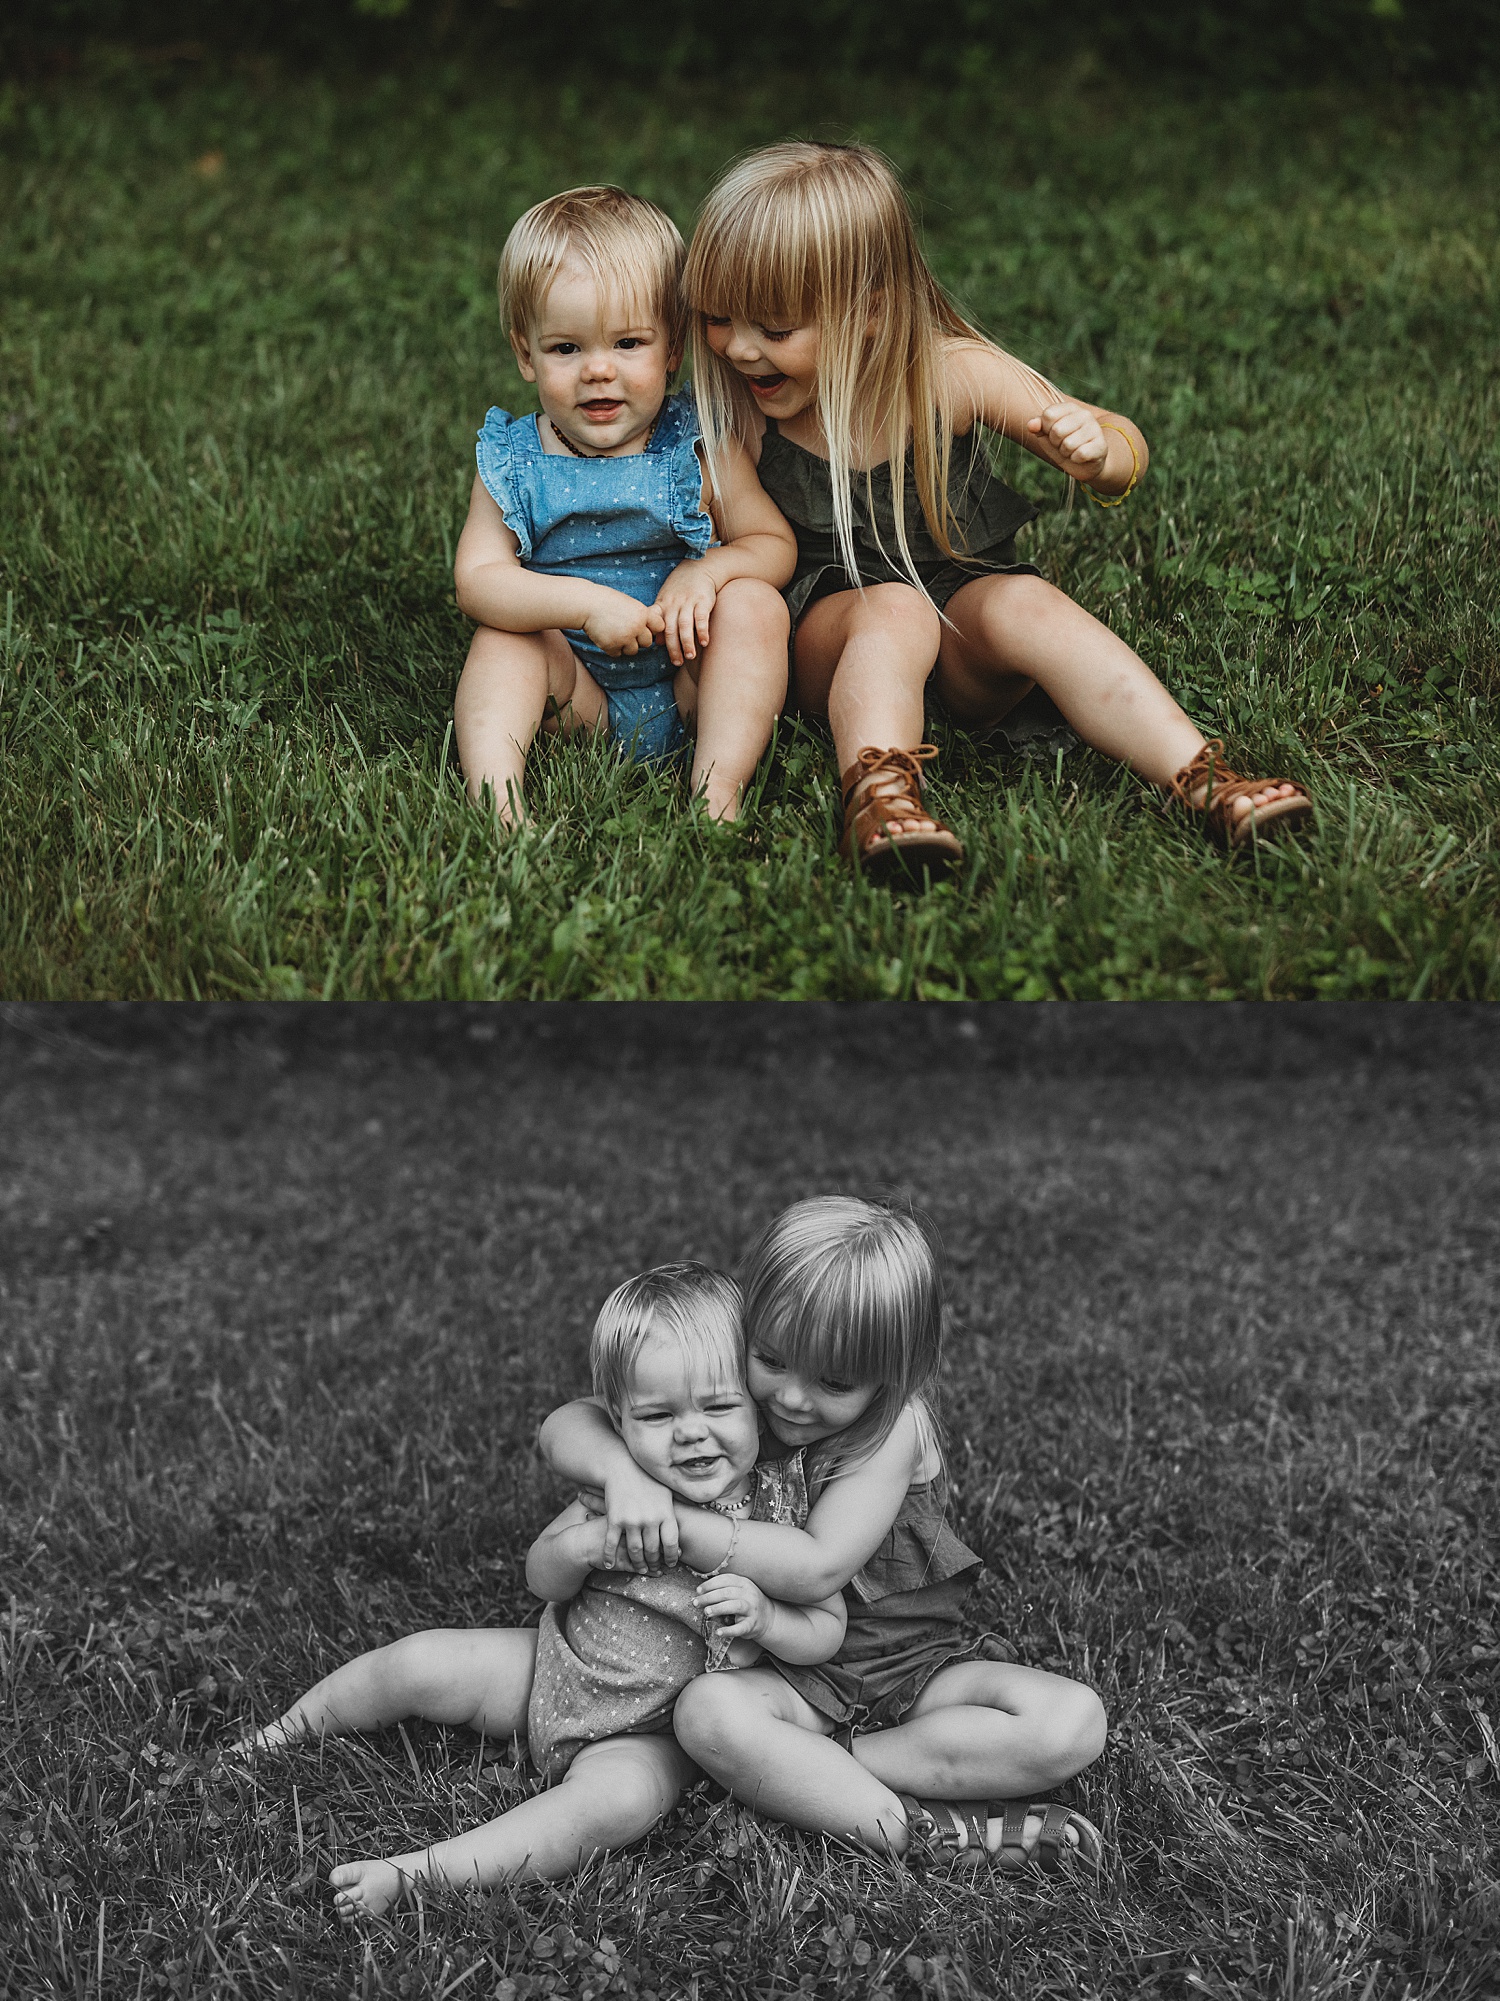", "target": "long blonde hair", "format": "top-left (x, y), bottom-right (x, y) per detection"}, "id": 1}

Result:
top-left (741, 1195), bottom-right (945, 1476)
top-left (685, 141), bottom-right (1056, 594)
